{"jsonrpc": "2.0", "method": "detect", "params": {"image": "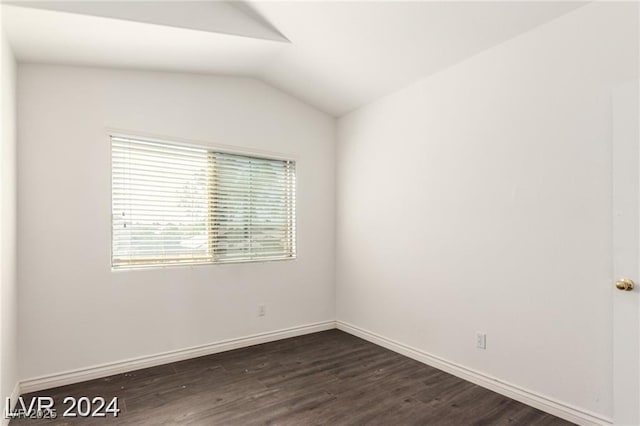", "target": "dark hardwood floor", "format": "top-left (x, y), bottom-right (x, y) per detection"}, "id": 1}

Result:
top-left (11, 330), bottom-right (573, 425)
